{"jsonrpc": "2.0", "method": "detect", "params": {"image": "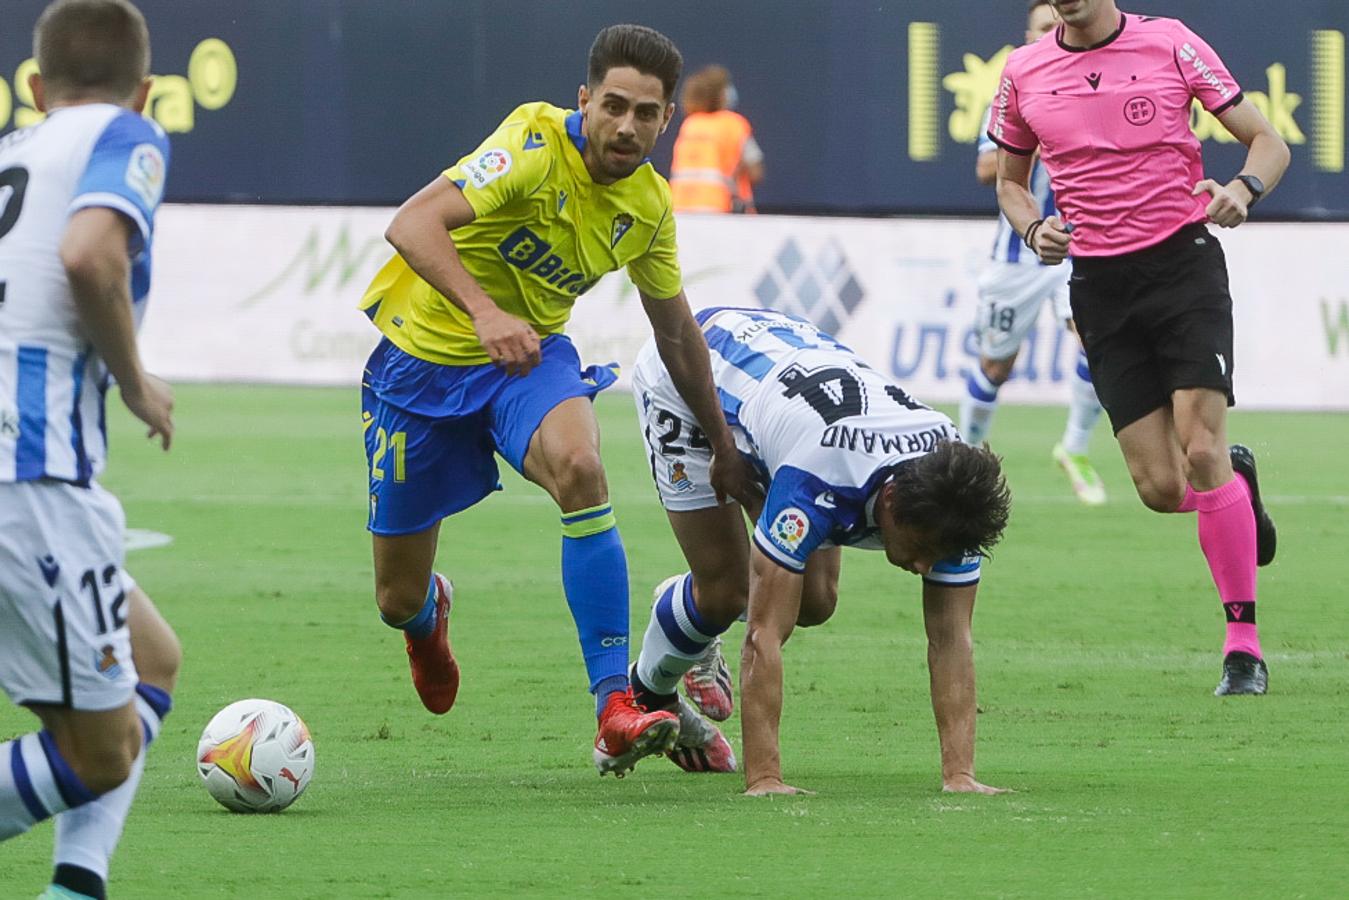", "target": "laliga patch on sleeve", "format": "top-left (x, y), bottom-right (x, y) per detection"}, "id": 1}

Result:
top-left (769, 507), bottom-right (810, 553)
top-left (124, 143), bottom-right (166, 208)
top-left (463, 148), bottom-right (513, 189)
